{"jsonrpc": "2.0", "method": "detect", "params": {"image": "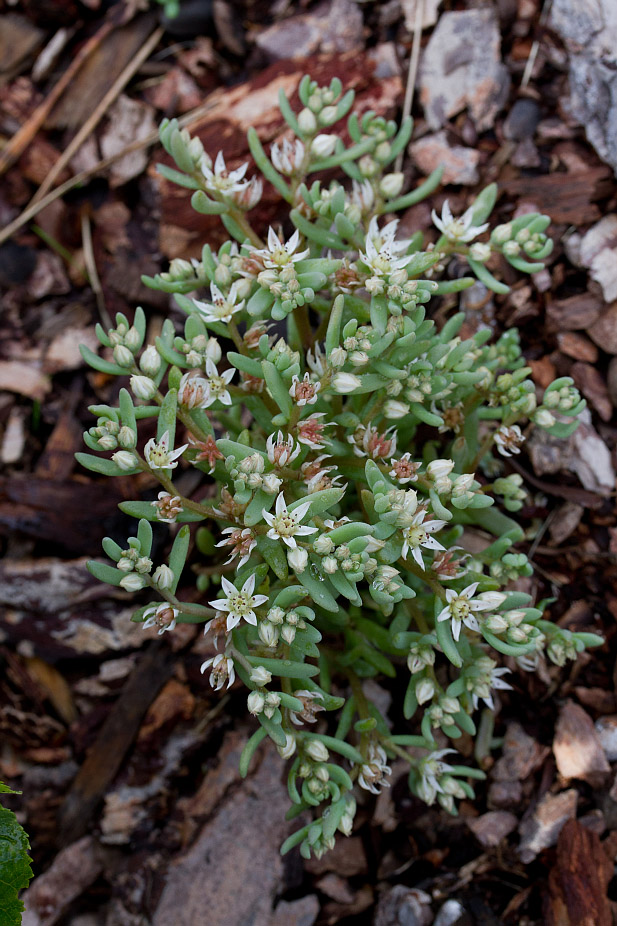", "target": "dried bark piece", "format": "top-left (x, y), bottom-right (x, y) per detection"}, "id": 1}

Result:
top-left (0, 361), bottom-right (50, 401)
top-left (545, 819), bottom-right (613, 926)
top-left (492, 722), bottom-right (549, 783)
top-left (588, 302), bottom-right (617, 355)
top-left (548, 501), bottom-right (584, 545)
top-left (57, 641), bottom-right (174, 846)
top-left (500, 167), bottom-right (613, 224)
top-left (256, 0), bottom-right (364, 62)
top-left (571, 361), bottom-right (612, 421)
top-left (518, 789), bottom-right (578, 863)
top-left (21, 836), bottom-right (104, 926)
top-left (271, 897), bottom-right (320, 926)
top-left (374, 886), bottom-right (433, 926)
top-left (410, 131), bottom-right (480, 185)
top-left (595, 716), bottom-right (617, 762)
top-left (100, 95), bottom-right (157, 187)
top-left (419, 9), bottom-right (510, 131)
top-left (550, 0), bottom-right (617, 176)
top-left (151, 743), bottom-right (292, 926)
top-left (553, 701), bottom-right (611, 787)
top-left (467, 810), bottom-right (518, 848)
top-left (556, 332), bottom-right (598, 363)
top-left (546, 293), bottom-right (603, 331)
